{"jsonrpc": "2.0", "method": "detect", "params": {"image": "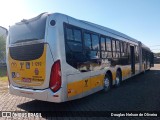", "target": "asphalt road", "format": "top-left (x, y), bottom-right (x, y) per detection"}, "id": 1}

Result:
top-left (0, 64), bottom-right (160, 120)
